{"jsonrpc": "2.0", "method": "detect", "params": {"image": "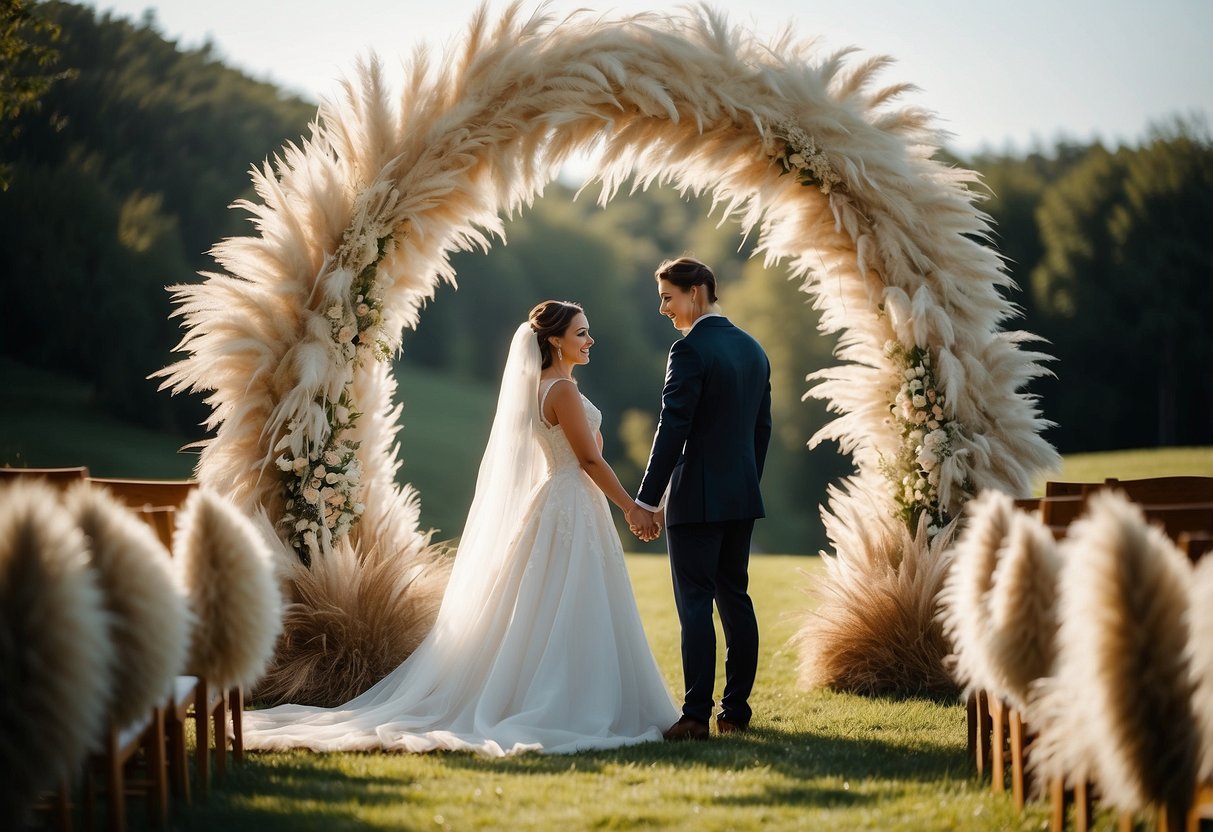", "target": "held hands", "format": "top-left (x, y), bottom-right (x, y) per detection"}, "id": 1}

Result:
top-left (626, 504), bottom-right (661, 543)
